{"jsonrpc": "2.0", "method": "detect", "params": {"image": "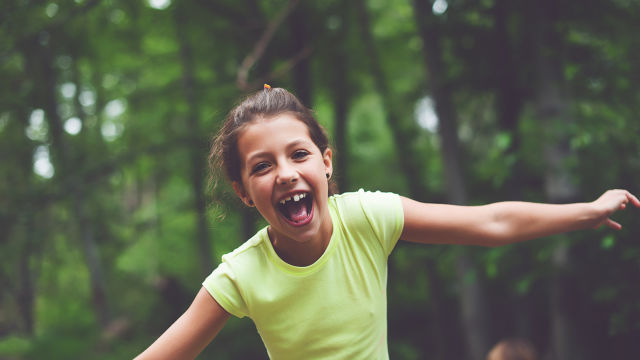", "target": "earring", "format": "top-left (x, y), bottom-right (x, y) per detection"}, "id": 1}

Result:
top-left (248, 200), bottom-right (254, 206)
top-left (326, 173), bottom-right (331, 179)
